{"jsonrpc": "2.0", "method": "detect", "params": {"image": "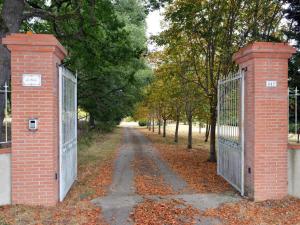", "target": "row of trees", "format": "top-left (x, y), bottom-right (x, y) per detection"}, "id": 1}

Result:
top-left (135, 0), bottom-right (288, 162)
